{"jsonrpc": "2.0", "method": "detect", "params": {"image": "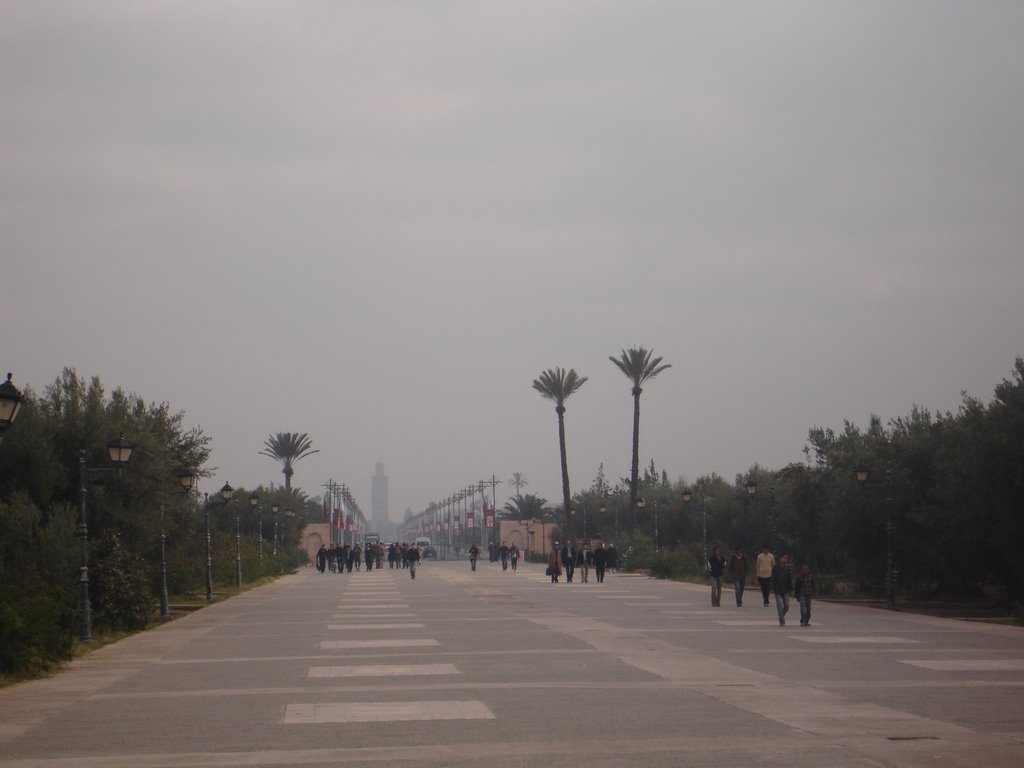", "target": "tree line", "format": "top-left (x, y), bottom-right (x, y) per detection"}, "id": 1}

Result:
top-left (530, 353), bottom-right (1024, 607)
top-left (0, 369), bottom-right (316, 679)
